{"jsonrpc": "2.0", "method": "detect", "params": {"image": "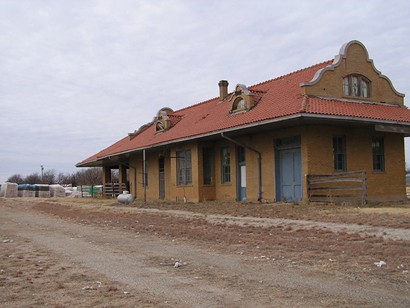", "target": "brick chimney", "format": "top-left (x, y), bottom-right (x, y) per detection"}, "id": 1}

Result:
top-left (218, 80), bottom-right (229, 100)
